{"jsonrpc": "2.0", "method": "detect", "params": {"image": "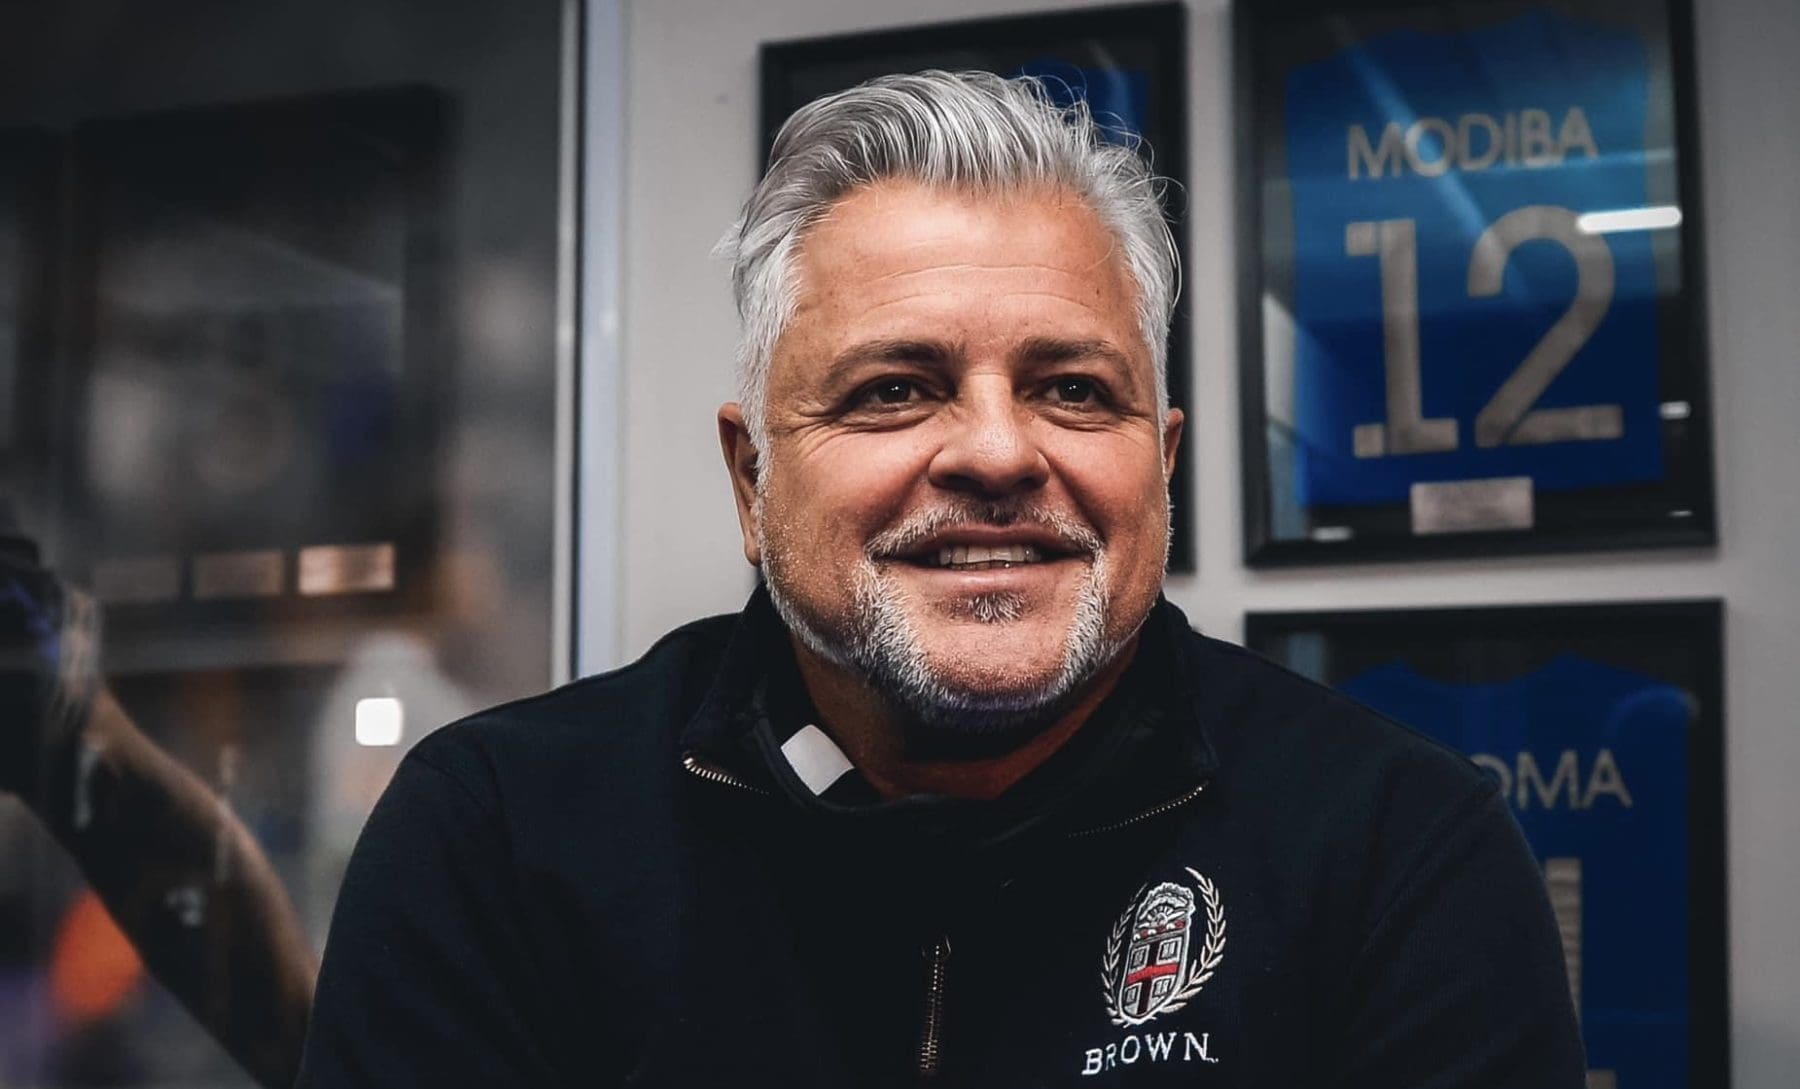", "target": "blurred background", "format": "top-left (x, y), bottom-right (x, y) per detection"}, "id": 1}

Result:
top-left (0, 1), bottom-right (563, 1084)
top-left (0, 0), bottom-right (1796, 1086)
